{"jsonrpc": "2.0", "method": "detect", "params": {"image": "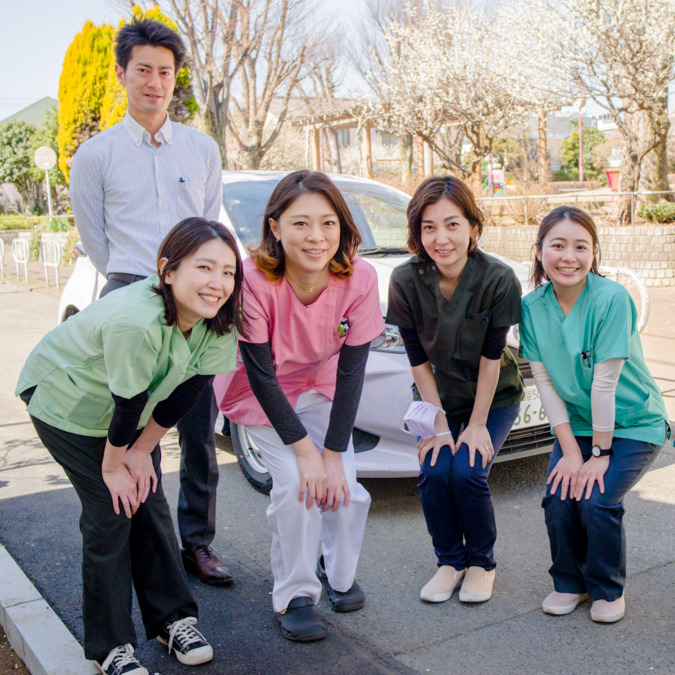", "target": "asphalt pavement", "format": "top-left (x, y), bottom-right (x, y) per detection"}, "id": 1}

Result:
top-left (0, 263), bottom-right (673, 674)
